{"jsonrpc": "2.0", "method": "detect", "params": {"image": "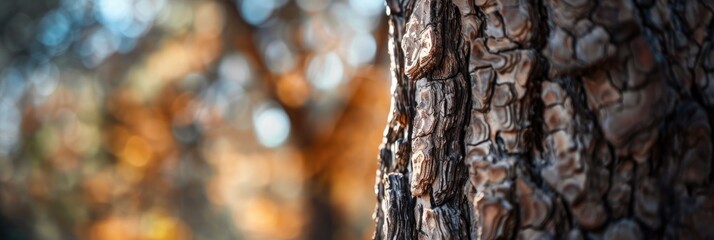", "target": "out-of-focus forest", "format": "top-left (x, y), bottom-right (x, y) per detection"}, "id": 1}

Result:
top-left (0, 0), bottom-right (389, 239)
